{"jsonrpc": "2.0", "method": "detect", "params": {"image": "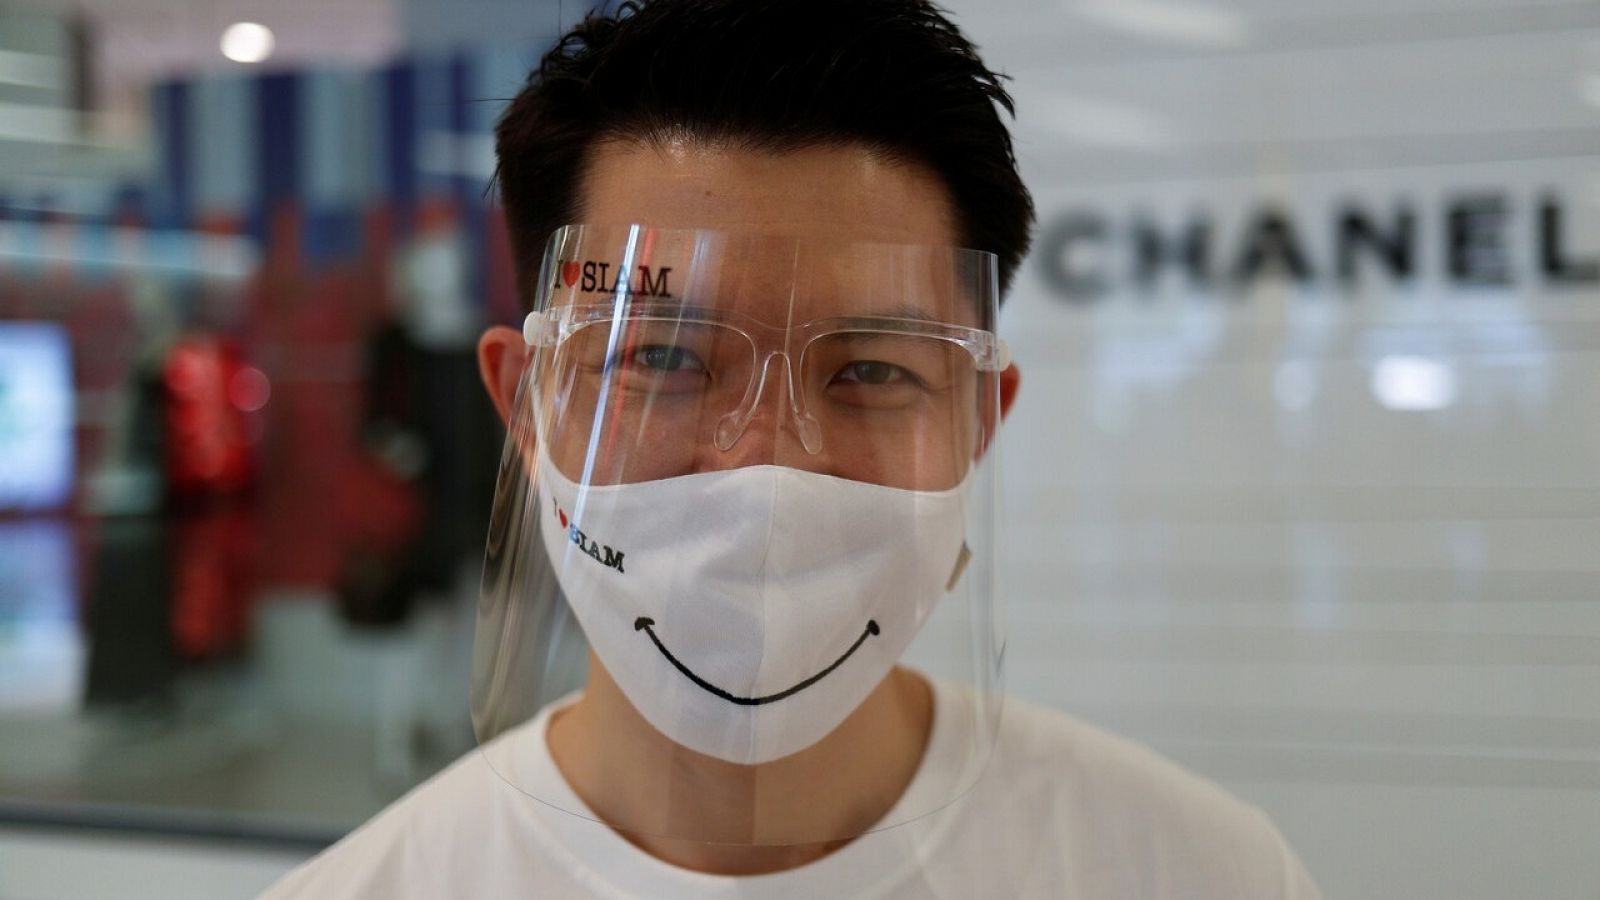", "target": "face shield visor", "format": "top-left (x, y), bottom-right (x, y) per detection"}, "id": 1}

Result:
top-left (473, 224), bottom-right (1007, 848)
